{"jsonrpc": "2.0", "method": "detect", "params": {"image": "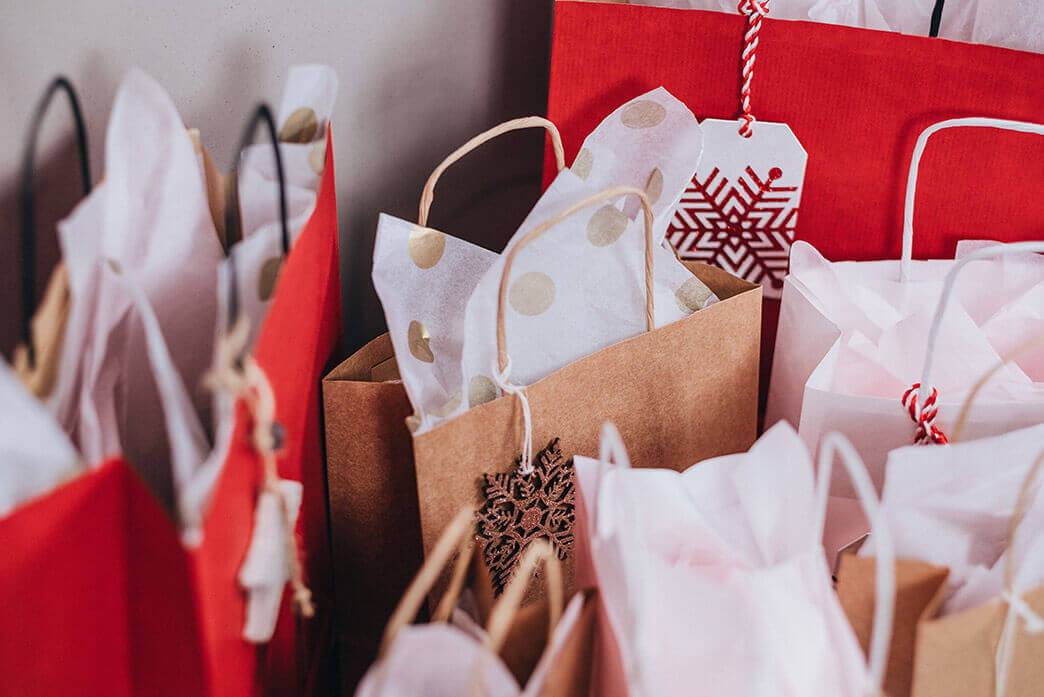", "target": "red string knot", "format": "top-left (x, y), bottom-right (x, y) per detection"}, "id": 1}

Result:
top-left (901, 383), bottom-right (949, 445)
